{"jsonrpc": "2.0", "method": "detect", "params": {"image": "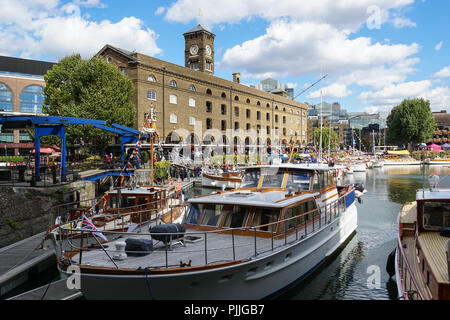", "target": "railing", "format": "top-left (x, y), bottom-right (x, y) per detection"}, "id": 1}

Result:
top-left (58, 190), bottom-right (353, 270)
top-left (395, 215), bottom-right (426, 300)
